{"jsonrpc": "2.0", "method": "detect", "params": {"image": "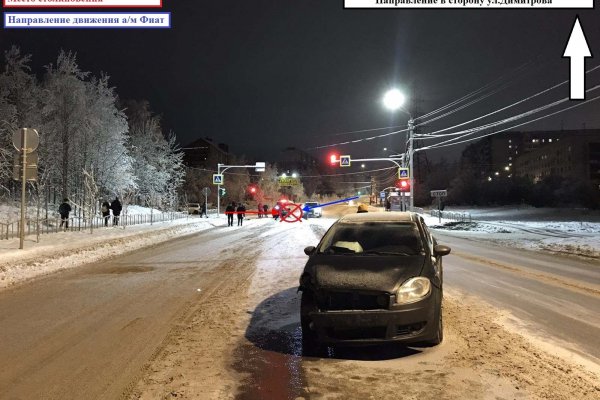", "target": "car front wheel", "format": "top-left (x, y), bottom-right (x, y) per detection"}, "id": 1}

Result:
top-left (422, 307), bottom-right (443, 347)
top-left (301, 291), bottom-right (325, 356)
